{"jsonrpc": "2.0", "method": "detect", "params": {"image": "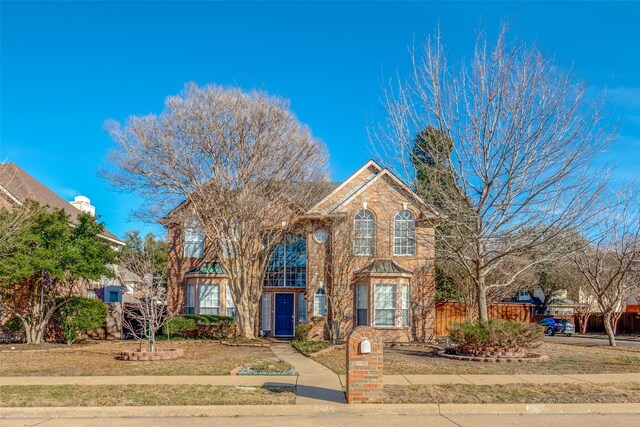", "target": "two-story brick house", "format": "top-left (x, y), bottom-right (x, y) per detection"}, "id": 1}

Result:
top-left (164, 160), bottom-right (438, 342)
